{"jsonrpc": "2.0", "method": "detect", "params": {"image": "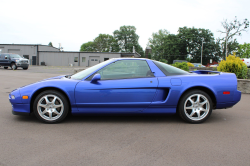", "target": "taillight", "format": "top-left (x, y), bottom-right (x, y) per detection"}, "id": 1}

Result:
top-left (242, 59), bottom-right (244, 61)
